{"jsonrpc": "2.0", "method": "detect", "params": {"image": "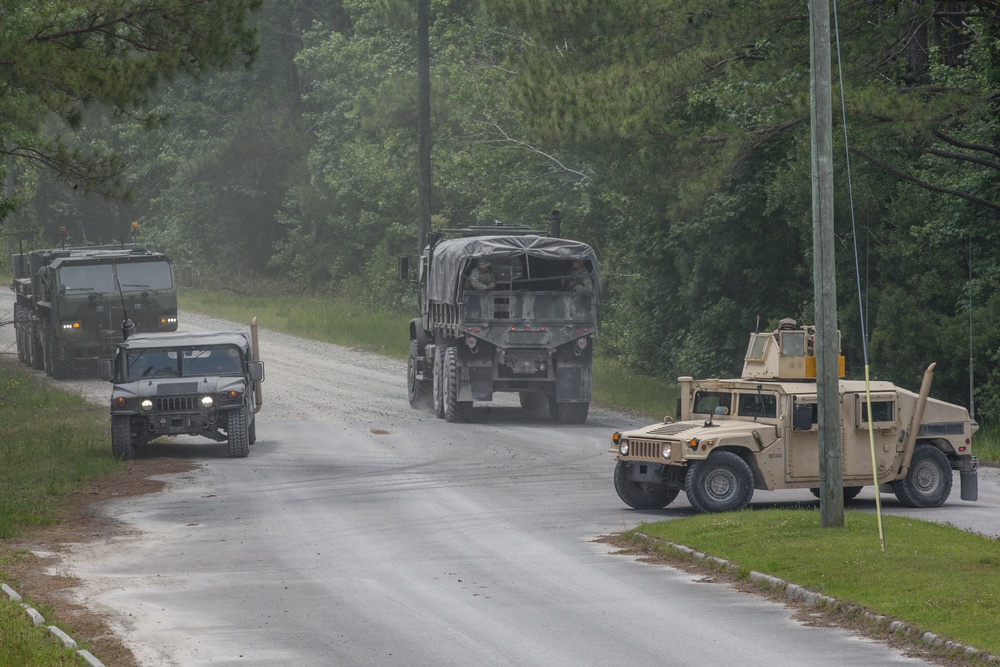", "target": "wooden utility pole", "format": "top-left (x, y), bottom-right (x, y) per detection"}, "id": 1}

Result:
top-left (416, 0), bottom-right (432, 253)
top-left (810, 0), bottom-right (844, 526)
